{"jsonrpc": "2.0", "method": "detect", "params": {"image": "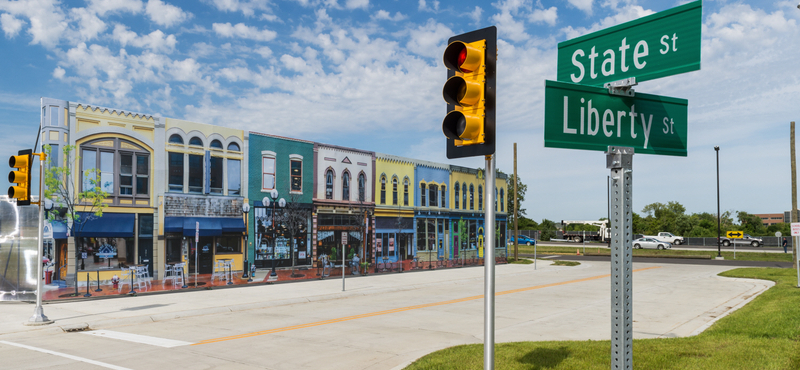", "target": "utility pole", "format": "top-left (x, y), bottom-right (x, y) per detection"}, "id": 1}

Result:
top-left (791, 122), bottom-right (798, 274)
top-left (513, 143), bottom-right (519, 261)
